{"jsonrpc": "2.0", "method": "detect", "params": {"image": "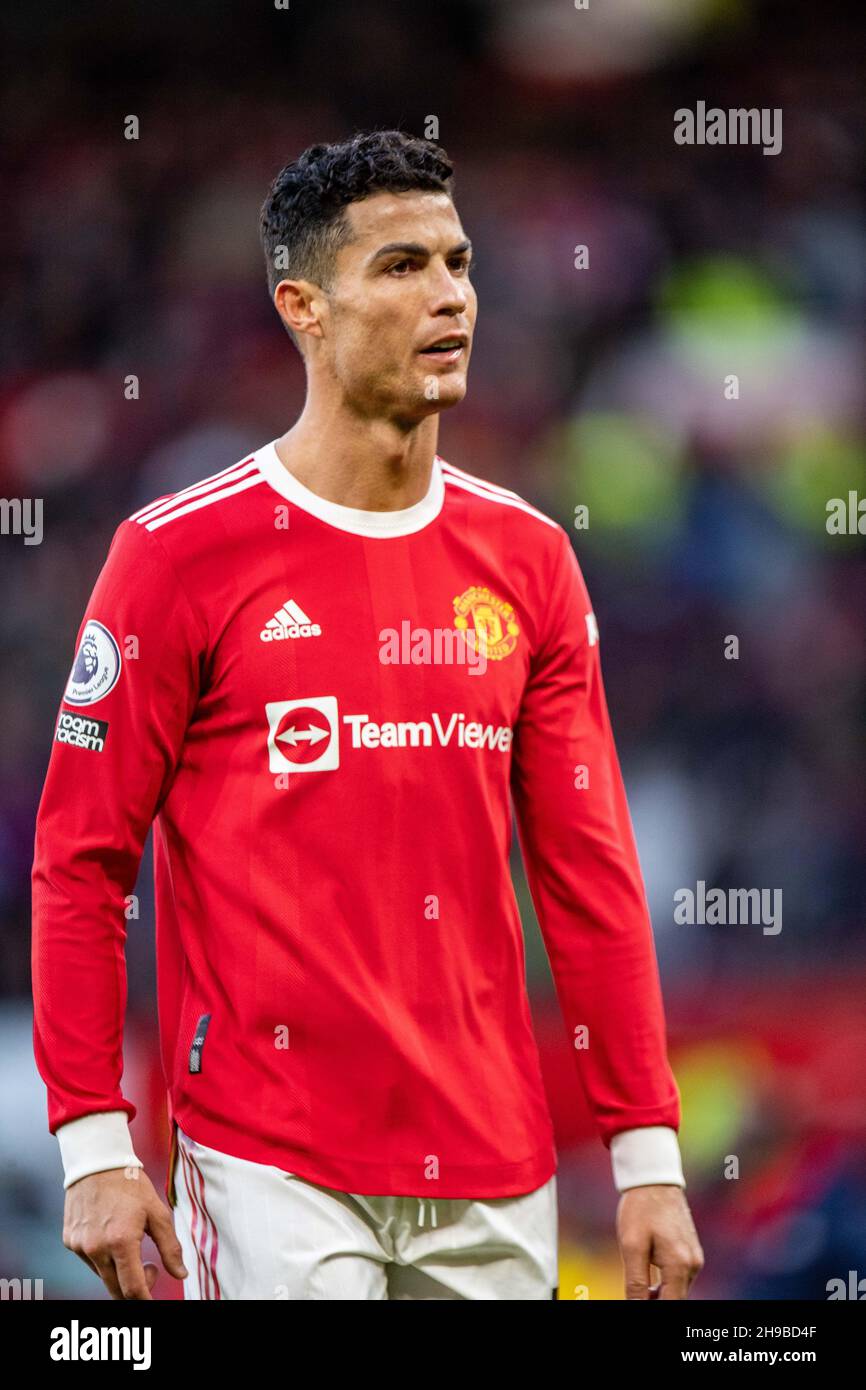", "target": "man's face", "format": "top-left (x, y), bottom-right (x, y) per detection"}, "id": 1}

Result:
top-left (319, 190), bottom-right (477, 422)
